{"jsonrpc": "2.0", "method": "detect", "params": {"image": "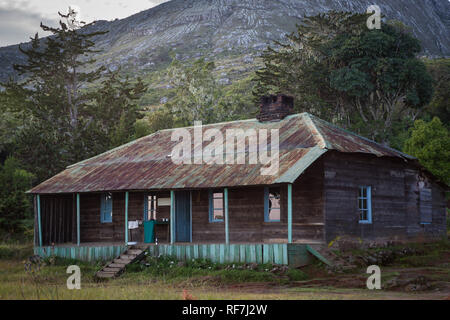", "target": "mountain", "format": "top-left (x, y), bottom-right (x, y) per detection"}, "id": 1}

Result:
top-left (0, 0), bottom-right (449, 85)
